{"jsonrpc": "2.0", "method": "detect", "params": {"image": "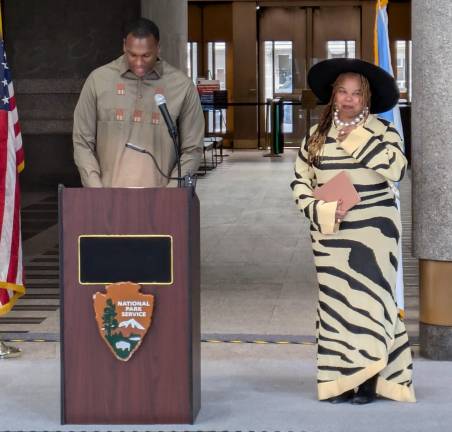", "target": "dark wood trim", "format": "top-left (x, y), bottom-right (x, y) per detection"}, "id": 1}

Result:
top-left (306, 7), bottom-right (313, 77)
top-left (259, 1), bottom-right (363, 6)
top-left (58, 184), bottom-right (66, 425)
